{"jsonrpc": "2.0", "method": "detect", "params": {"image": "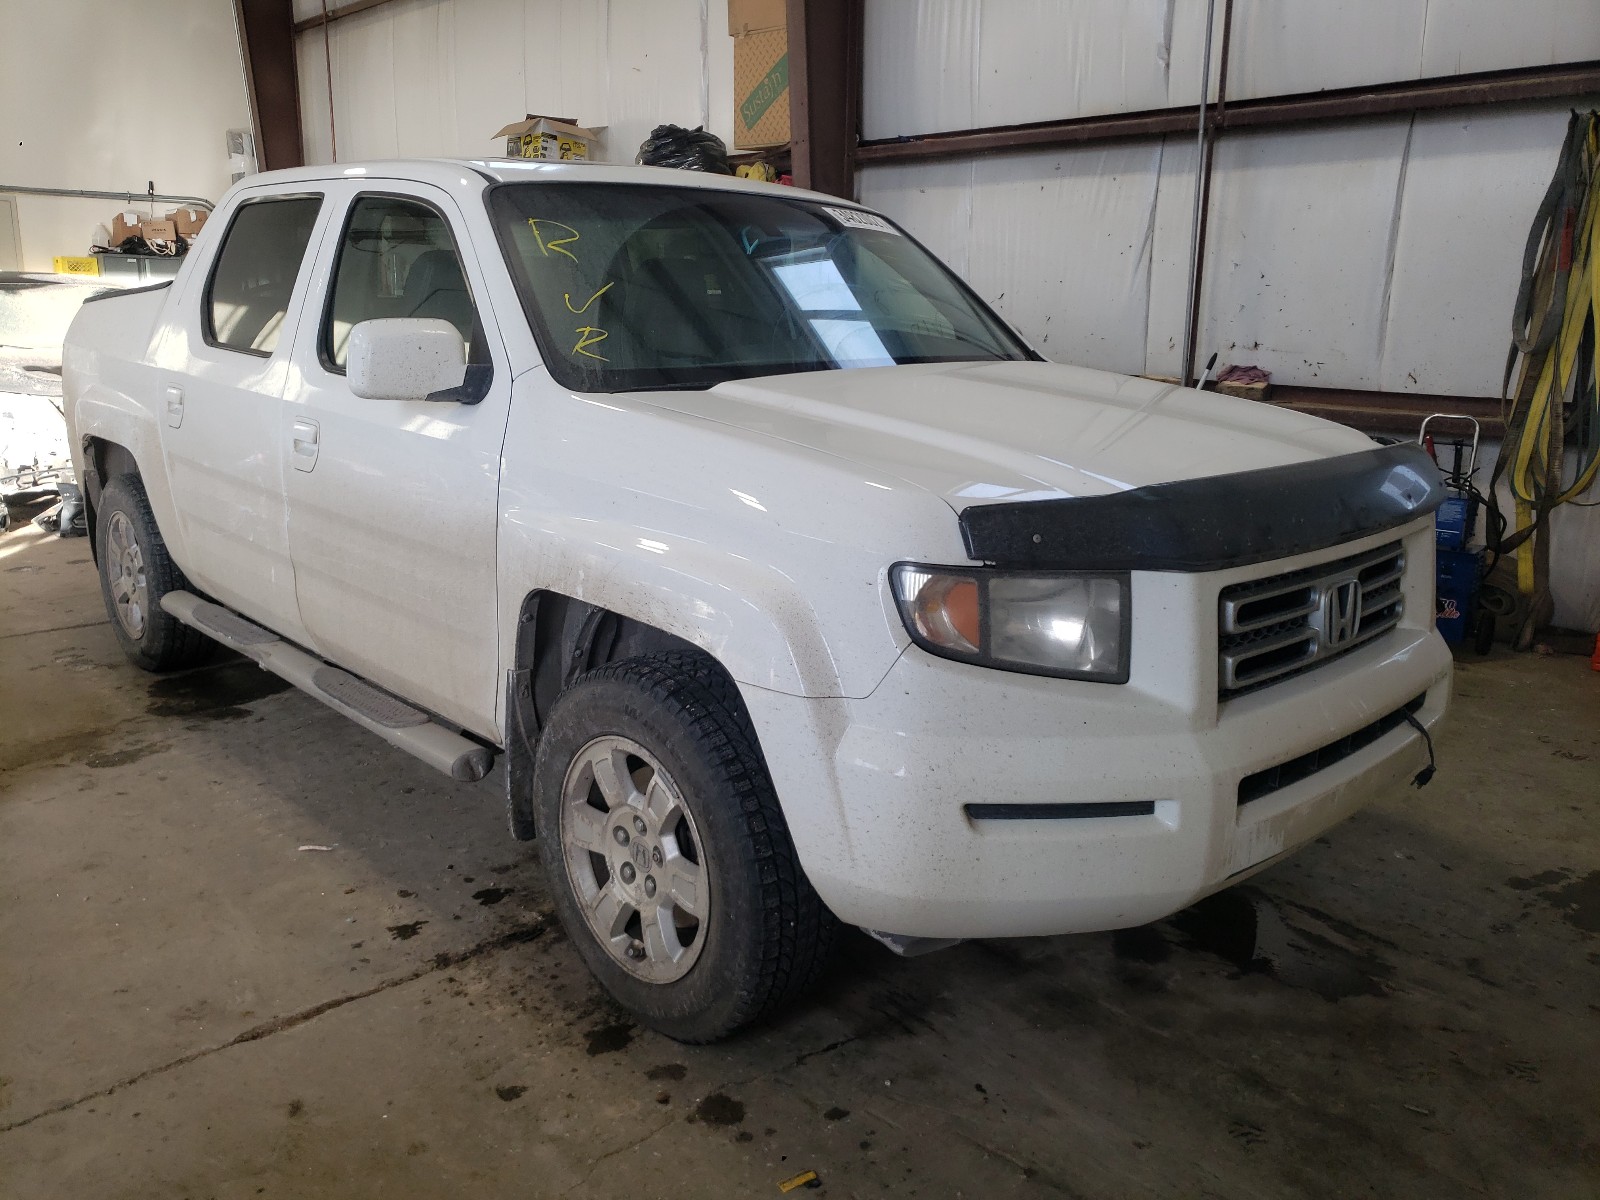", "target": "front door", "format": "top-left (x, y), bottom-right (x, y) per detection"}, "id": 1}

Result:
top-left (159, 189), bottom-right (329, 640)
top-left (282, 183), bottom-right (511, 740)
